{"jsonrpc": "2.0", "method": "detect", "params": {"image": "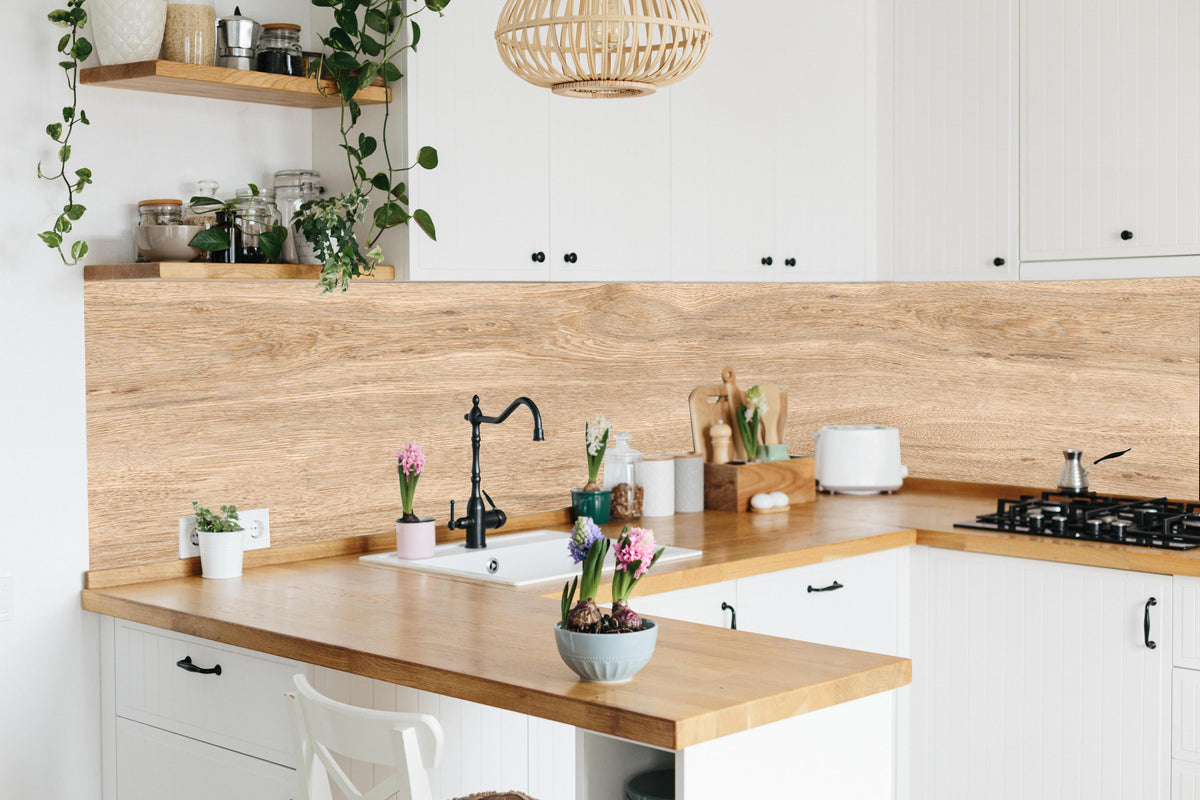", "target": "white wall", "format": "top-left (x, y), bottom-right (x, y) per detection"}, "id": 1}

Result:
top-left (0, 2), bottom-right (313, 797)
